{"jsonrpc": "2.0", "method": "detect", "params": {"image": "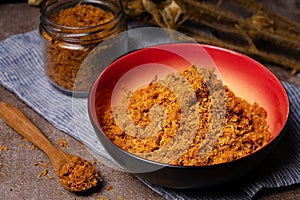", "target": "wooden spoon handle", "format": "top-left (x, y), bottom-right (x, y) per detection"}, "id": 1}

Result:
top-left (0, 101), bottom-right (61, 157)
